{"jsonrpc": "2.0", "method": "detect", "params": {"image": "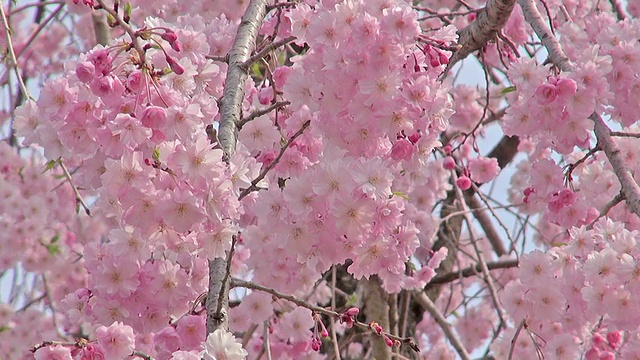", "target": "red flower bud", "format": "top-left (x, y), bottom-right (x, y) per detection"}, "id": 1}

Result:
top-left (166, 56), bottom-right (184, 75)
